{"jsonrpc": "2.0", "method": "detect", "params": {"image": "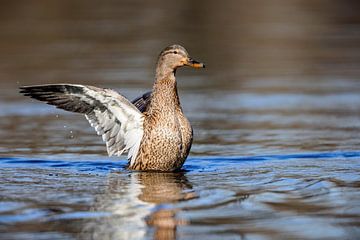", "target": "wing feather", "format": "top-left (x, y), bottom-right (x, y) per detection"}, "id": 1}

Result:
top-left (20, 84), bottom-right (144, 161)
top-left (131, 91), bottom-right (152, 113)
